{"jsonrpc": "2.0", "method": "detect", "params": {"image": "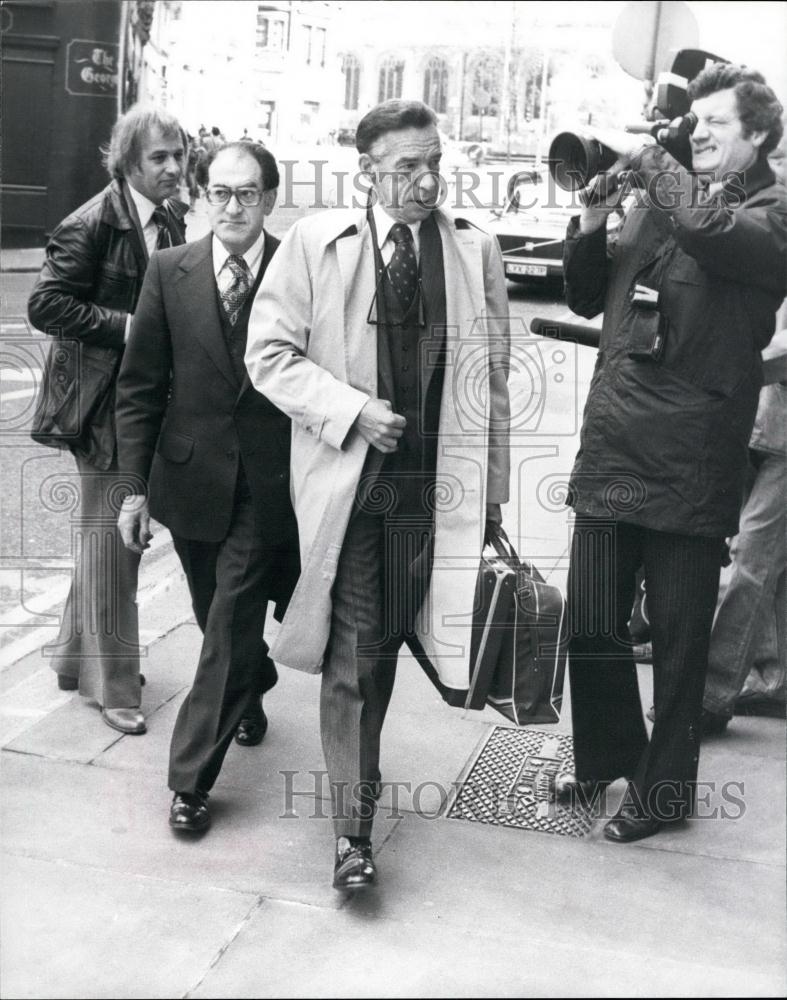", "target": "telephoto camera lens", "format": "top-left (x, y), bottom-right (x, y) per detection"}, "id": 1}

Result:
top-left (548, 132), bottom-right (619, 191)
